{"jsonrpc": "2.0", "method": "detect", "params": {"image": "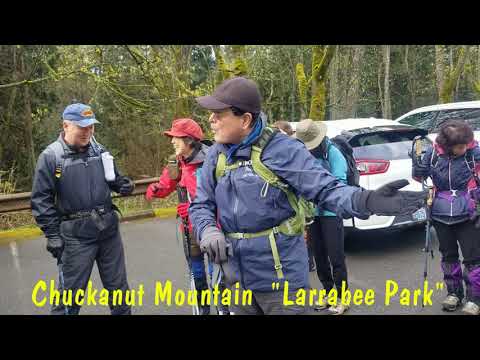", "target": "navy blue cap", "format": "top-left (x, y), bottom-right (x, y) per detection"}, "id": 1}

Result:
top-left (196, 77), bottom-right (262, 113)
top-left (62, 103), bottom-right (100, 127)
